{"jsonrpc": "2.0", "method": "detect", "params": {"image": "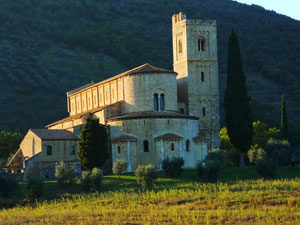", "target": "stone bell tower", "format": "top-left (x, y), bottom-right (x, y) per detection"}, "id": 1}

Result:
top-left (172, 12), bottom-right (220, 148)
